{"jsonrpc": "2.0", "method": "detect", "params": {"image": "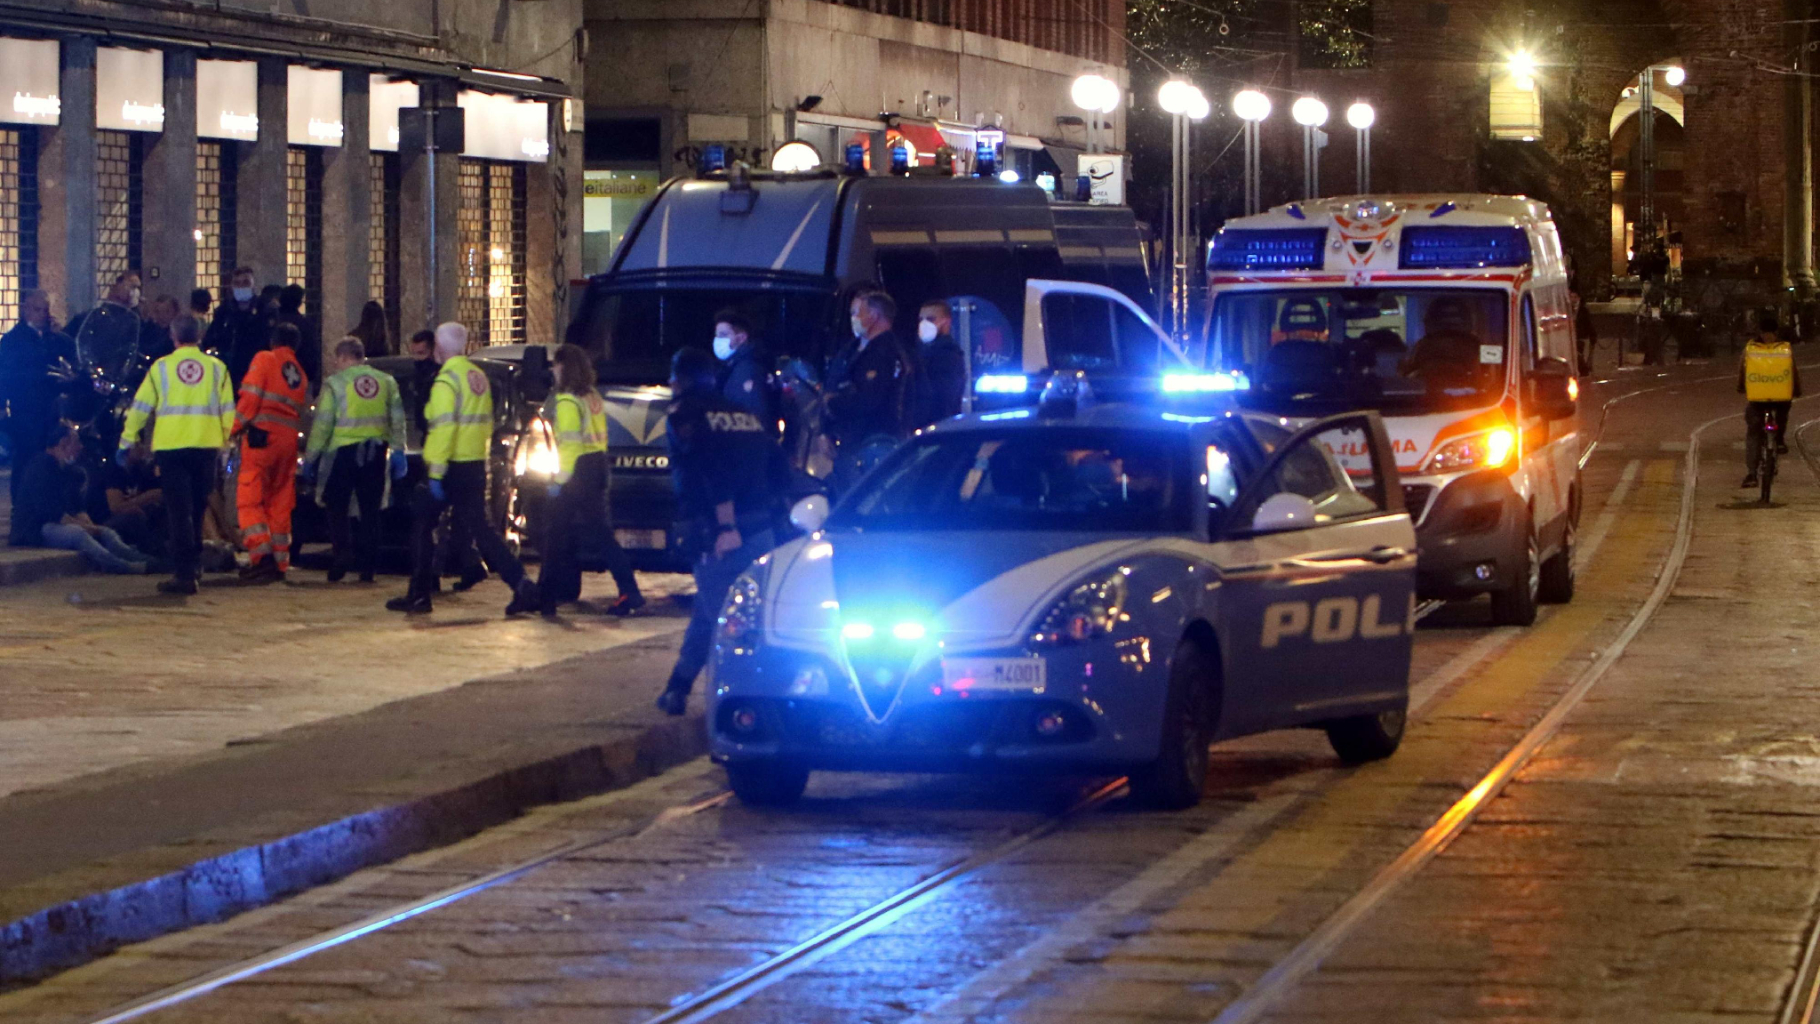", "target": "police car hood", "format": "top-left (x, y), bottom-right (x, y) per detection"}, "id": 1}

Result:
top-left (765, 531), bottom-right (1156, 650)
